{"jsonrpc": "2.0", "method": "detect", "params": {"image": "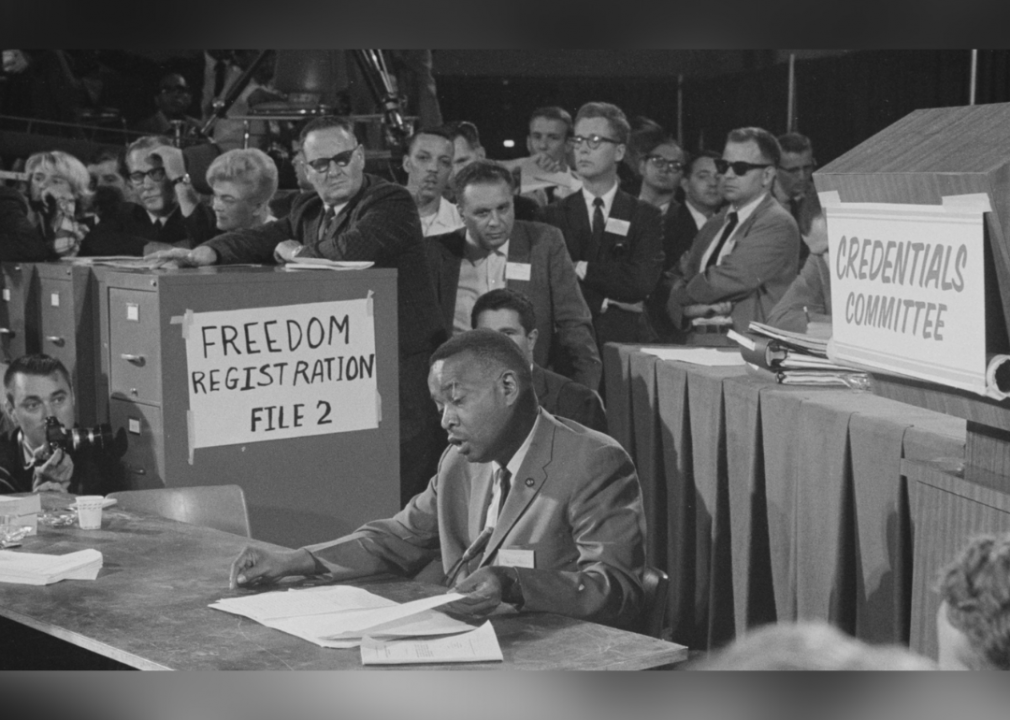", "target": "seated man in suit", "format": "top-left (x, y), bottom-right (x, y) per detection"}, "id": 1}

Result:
top-left (81, 135), bottom-right (217, 256)
top-left (472, 288), bottom-right (607, 434)
top-left (151, 115), bottom-right (446, 505)
top-left (537, 102), bottom-right (665, 352)
top-left (425, 160), bottom-right (601, 392)
top-left (936, 533), bottom-right (1010, 670)
top-left (402, 125), bottom-right (464, 237)
top-left (0, 354), bottom-right (124, 495)
top-left (663, 127), bottom-right (799, 343)
top-left (229, 329), bottom-right (646, 630)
